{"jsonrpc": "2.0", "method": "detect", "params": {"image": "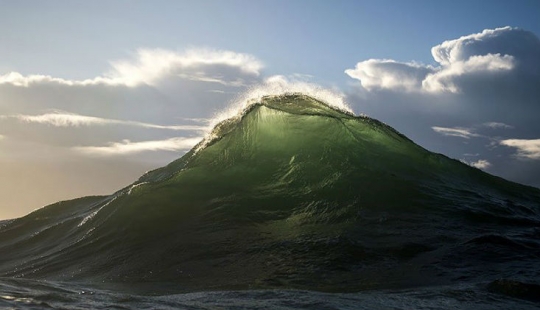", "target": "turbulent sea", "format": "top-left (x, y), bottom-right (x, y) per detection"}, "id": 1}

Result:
top-left (1, 94), bottom-right (539, 309)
